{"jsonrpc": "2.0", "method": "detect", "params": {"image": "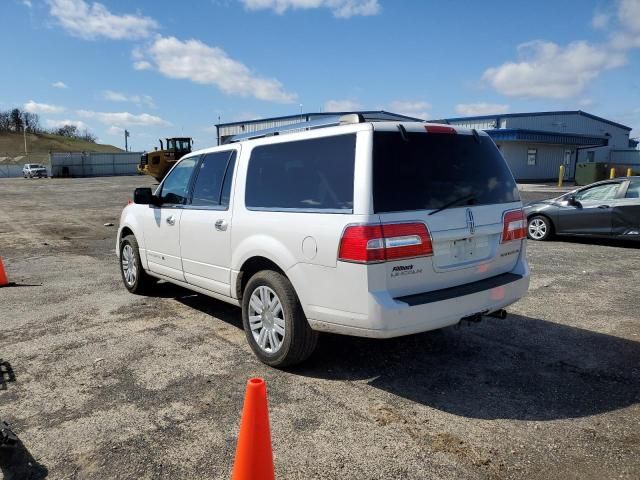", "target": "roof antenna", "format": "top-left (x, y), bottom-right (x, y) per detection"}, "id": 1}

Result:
top-left (472, 128), bottom-right (481, 144)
